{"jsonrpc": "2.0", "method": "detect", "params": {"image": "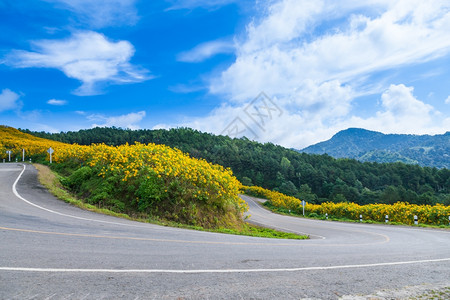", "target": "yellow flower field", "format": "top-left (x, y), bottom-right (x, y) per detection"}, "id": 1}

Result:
top-left (52, 142), bottom-right (246, 212)
top-left (244, 186), bottom-right (450, 226)
top-left (0, 125), bottom-right (67, 159)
